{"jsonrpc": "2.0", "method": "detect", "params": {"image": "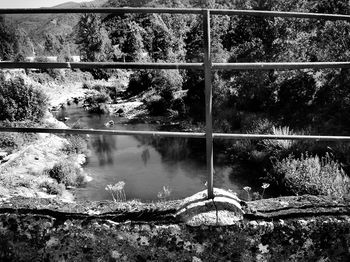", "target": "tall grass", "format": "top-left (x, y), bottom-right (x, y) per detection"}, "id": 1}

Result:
top-left (263, 126), bottom-right (294, 150)
top-left (105, 181), bottom-right (126, 202)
